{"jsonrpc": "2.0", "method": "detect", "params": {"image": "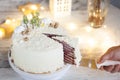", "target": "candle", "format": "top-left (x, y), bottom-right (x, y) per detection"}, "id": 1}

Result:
top-left (0, 27), bottom-right (5, 39)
